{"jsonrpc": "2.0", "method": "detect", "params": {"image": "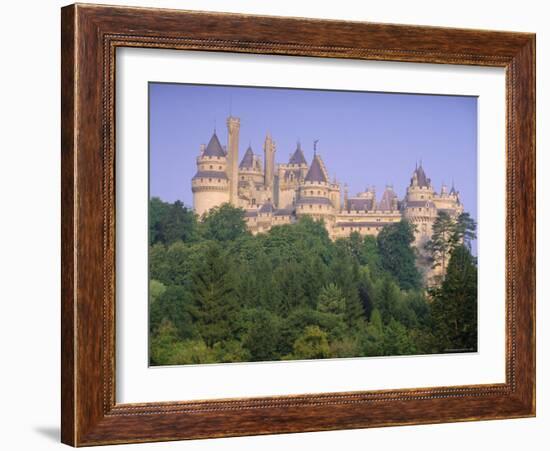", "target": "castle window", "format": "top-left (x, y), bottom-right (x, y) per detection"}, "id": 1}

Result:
top-left (317, 190), bottom-right (320, 195)
top-left (421, 195), bottom-right (424, 199)
top-left (219, 166), bottom-right (222, 170)
top-left (208, 178), bottom-right (212, 182)
top-left (209, 165), bottom-right (213, 169)
top-left (252, 199), bottom-right (256, 205)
